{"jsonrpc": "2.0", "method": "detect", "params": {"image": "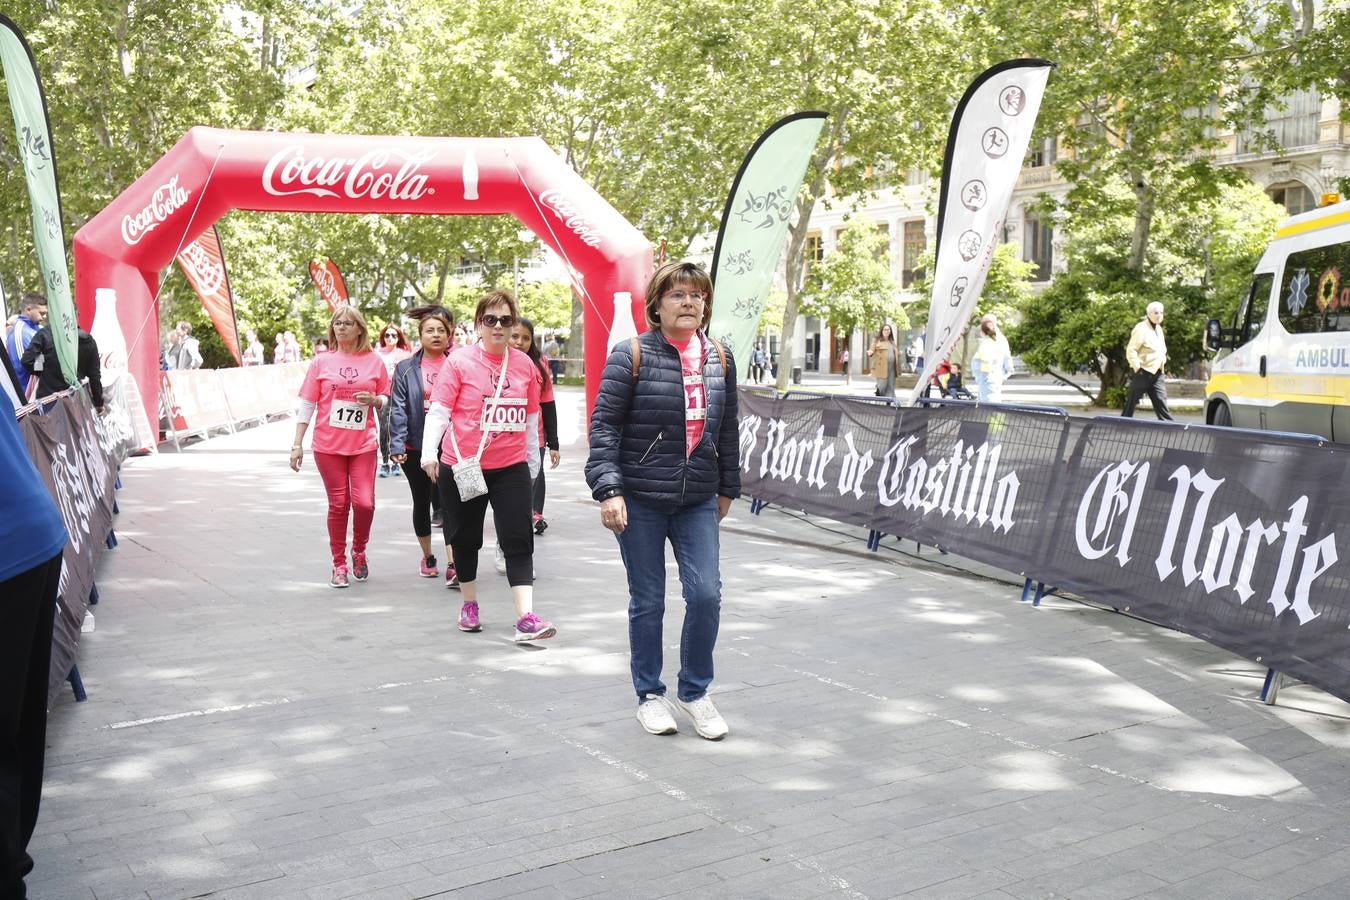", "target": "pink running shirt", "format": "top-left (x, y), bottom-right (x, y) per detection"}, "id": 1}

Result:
top-left (665, 335), bottom-right (707, 456)
top-left (299, 351), bottom-right (390, 455)
top-left (433, 346), bottom-right (541, 471)
top-left (377, 345), bottom-right (411, 380)
top-left (419, 354), bottom-right (445, 411)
